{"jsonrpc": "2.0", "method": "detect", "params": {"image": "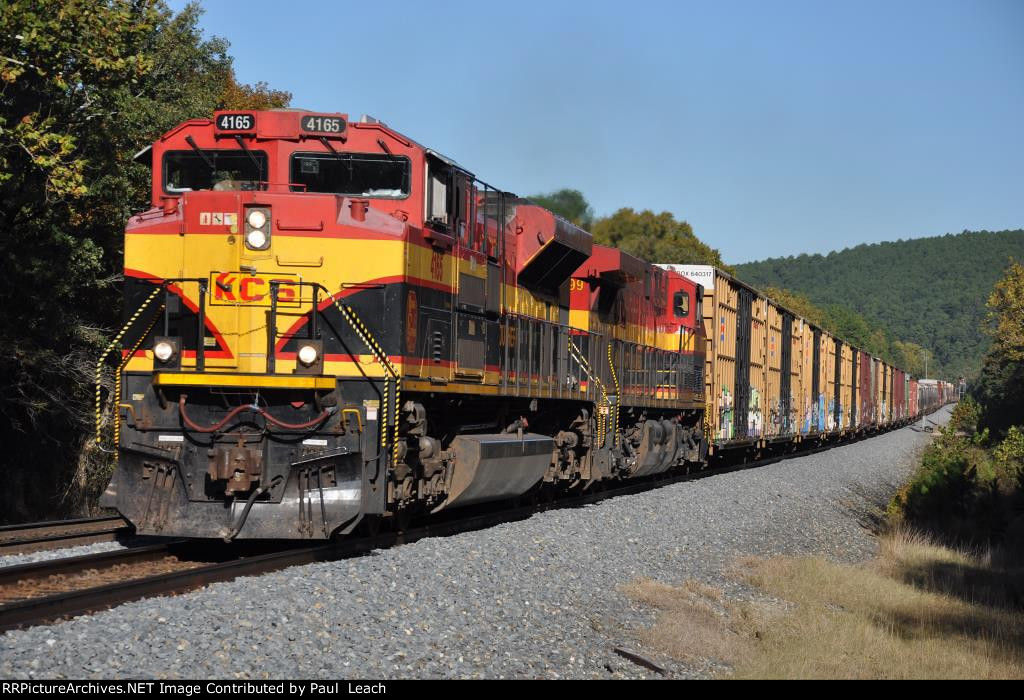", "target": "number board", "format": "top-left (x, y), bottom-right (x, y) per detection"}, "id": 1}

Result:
top-left (300, 114), bottom-right (347, 136)
top-left (215, 113), bottom-right (256, 132)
